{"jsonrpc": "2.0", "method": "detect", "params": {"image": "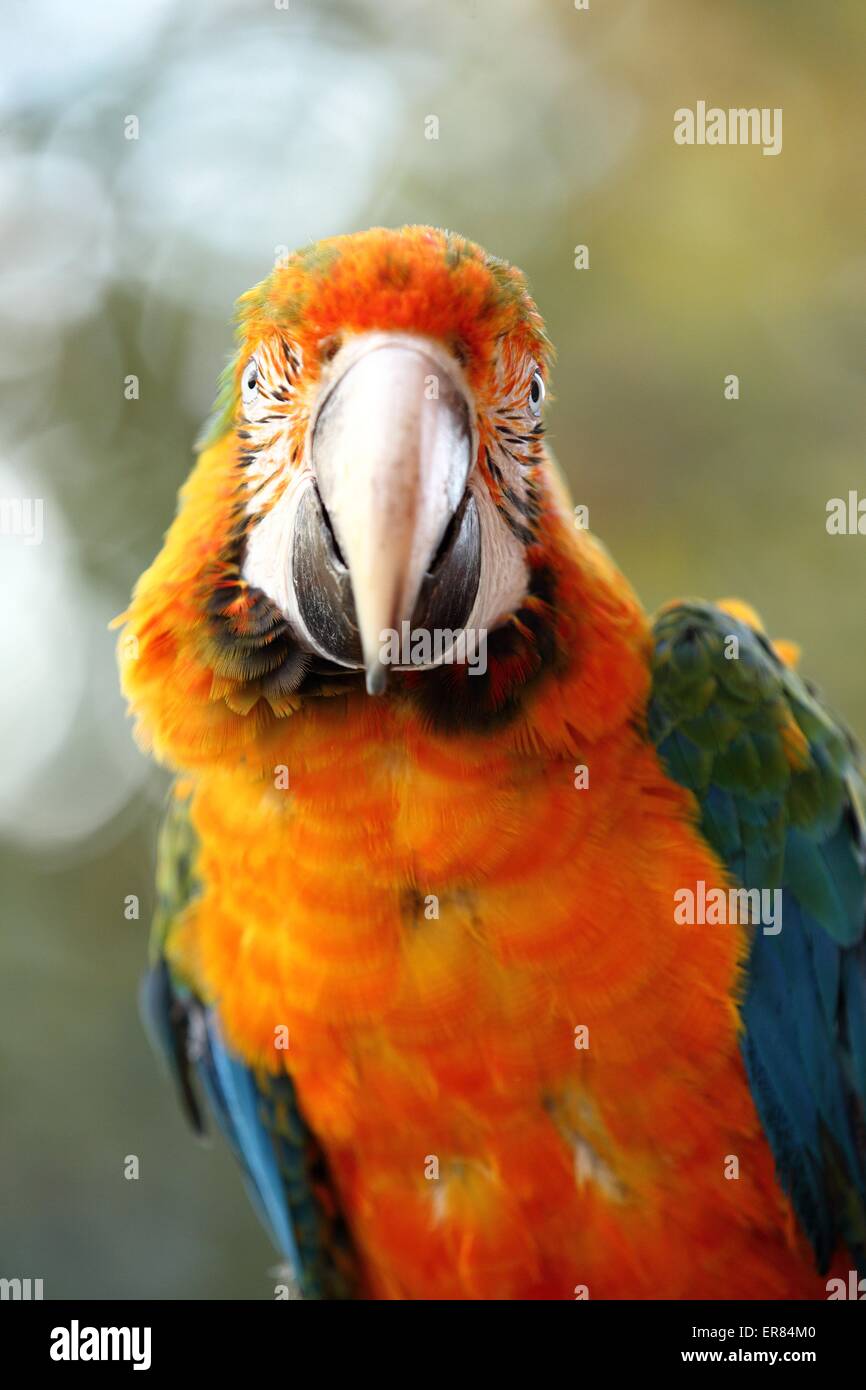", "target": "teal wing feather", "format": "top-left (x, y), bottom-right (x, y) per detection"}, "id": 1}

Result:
top-left (648, 600), bottom-right (866, 1272)
top-left (140, 788), bottom-right (357, 1299)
